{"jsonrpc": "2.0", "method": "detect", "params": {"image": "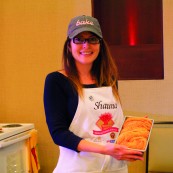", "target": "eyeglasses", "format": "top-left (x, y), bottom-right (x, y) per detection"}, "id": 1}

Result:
top-left (72, 37), bottom-right (101, 44)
